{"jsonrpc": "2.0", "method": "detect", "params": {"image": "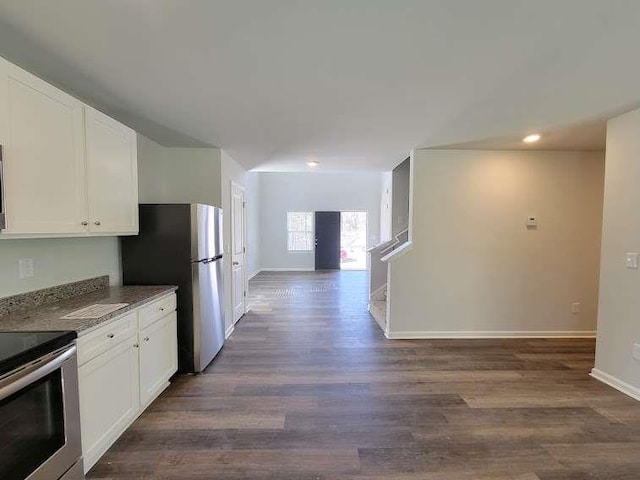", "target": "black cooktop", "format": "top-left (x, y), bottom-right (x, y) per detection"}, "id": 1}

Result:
top-left (0, 331), bottom-right (77, 377)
